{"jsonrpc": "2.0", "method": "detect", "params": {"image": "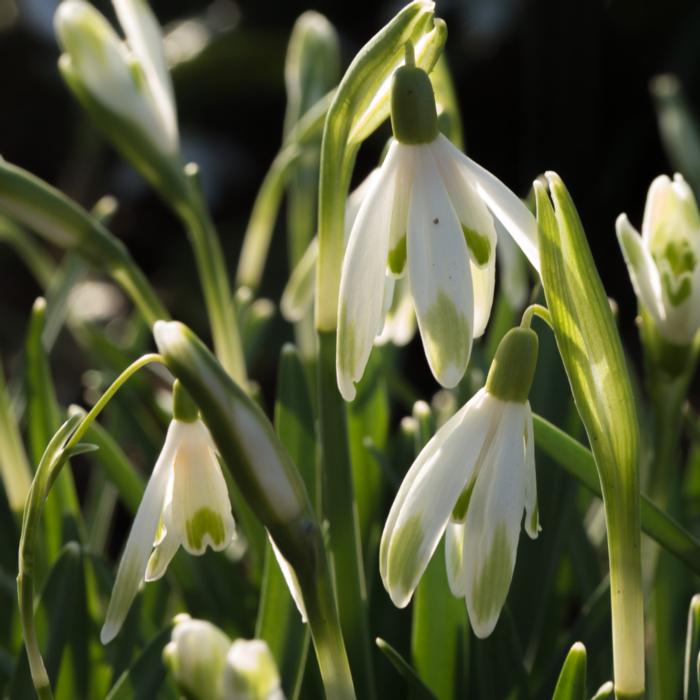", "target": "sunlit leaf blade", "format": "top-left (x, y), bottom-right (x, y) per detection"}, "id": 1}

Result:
top-left (535, 173), bottom-right (644, 696)
top-left (551, 642), bottom-right (587, 700)
top-left (255, 345), bottom-right (314, 698)
top-left (376, 637), bottom-right (437, 700)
